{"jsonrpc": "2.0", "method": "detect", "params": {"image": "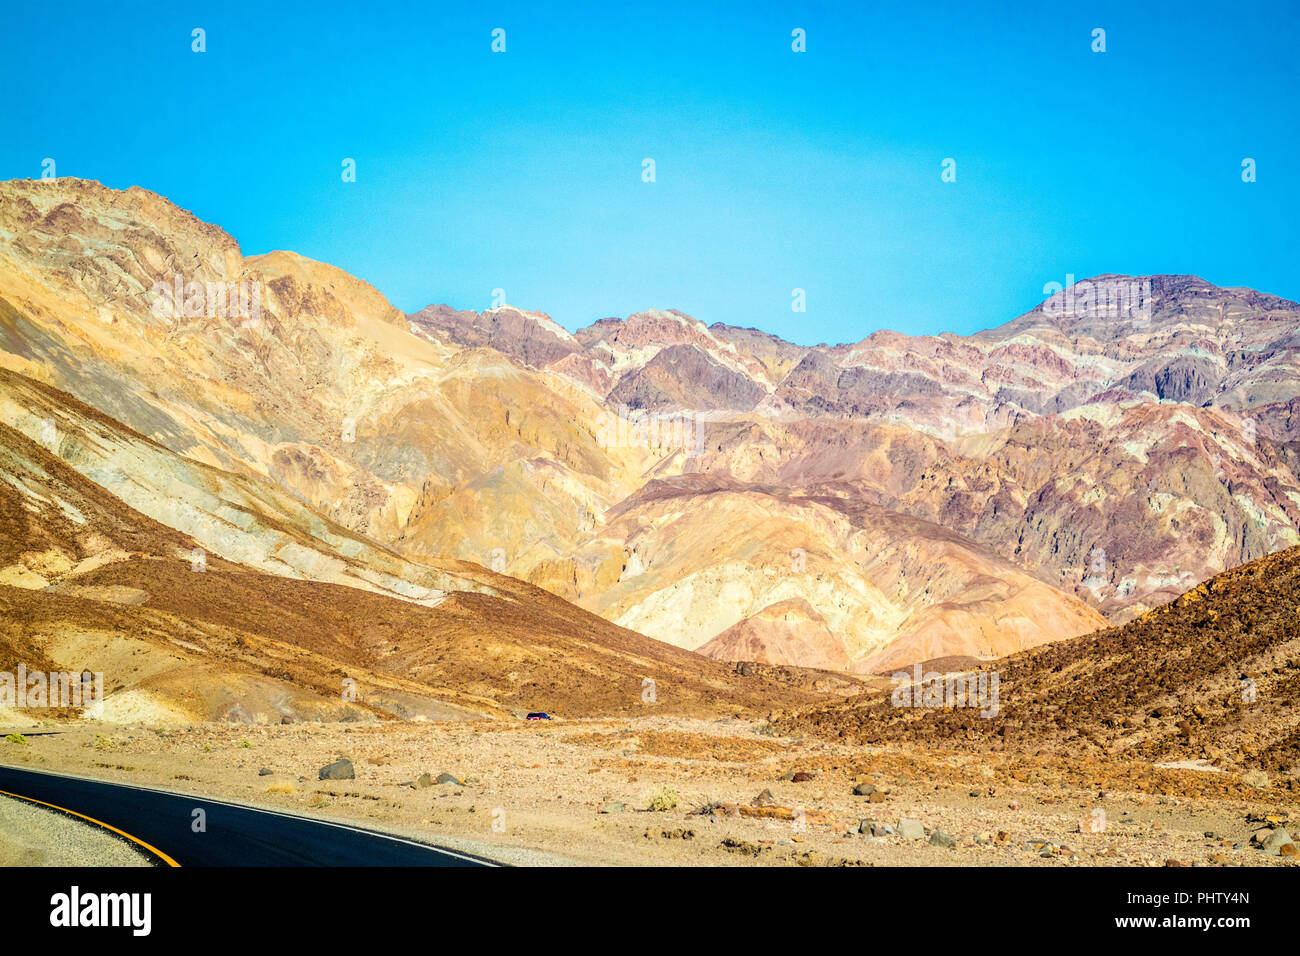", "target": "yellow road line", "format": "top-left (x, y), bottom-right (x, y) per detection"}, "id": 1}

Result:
top-left (0, 787), bottom-right (180, 867)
